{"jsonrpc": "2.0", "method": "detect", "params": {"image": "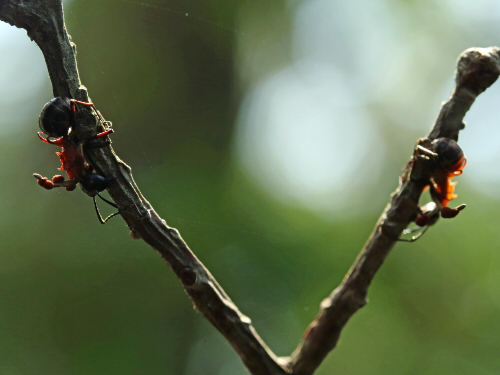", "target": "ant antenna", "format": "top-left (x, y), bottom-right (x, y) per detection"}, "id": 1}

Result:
top-left (93, 192), bottom-right (120, 224)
